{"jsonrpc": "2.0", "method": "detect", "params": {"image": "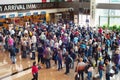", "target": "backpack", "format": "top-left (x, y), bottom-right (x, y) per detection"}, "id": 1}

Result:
top-left (68, 55), bottom-right (73, 64)
top-left (84, 65), bottom-right (90, 73)
top-left (0, 36), bottom-right (3, 42)
top-left (72, 53), bottom-right (77, 60)
top-left (98, 61), bottom-right (104, 70)
top-left (113, 54), bottom-right (119, 65)
top-left (29, 31), bottom-right (33, 37)
top-left (75, 73), bottom-right (79, 80)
